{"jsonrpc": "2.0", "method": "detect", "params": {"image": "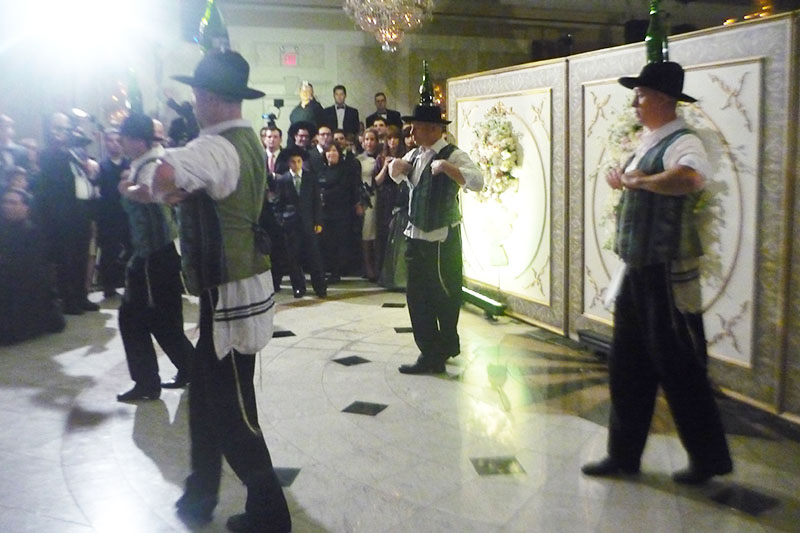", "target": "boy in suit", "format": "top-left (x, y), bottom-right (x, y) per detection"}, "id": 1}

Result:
top-left (274, 146), bottom-right (327, 298)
